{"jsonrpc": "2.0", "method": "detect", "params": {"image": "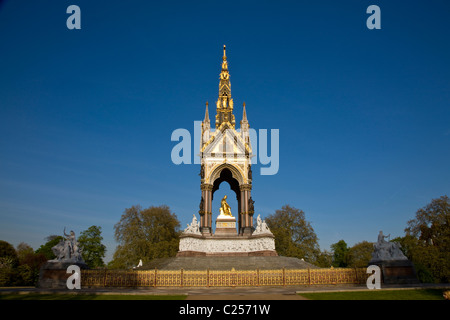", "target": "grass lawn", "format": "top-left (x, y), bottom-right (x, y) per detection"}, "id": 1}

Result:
top-left (299, 289), bottom-right (446, 300)
top-left (0, 293), bottom-right (187, 300)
